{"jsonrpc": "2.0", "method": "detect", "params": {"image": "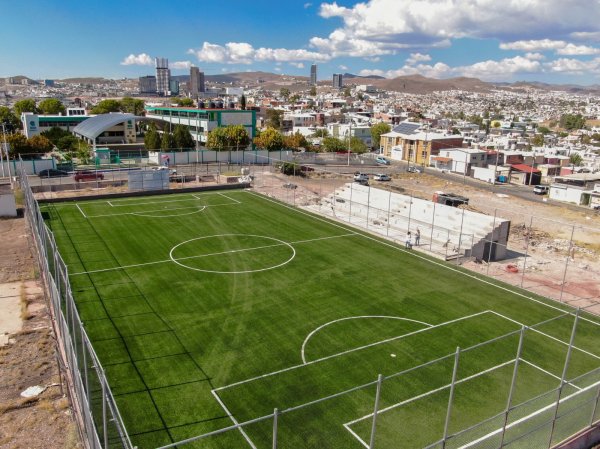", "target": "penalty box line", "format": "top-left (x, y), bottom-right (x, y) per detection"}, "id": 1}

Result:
top-left (69, 233), bottom-right (358, 276)
top-left (108, 192), bottom-right (221, 207)
top-left (213, 310), bottom-right (492, 393)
